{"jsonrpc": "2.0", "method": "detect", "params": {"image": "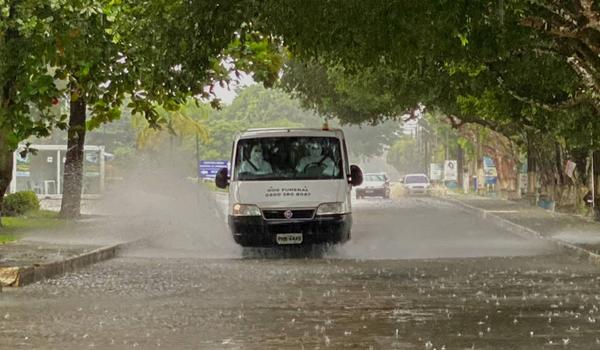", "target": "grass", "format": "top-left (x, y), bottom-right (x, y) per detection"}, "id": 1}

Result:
top-left (0, 210), bottom-right (64, 243)
top-left (0, 233), bottom-right (17, 244)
